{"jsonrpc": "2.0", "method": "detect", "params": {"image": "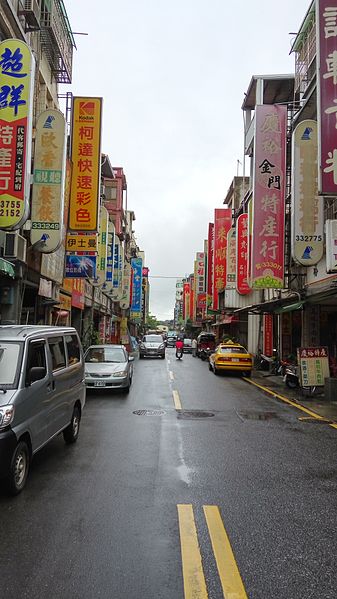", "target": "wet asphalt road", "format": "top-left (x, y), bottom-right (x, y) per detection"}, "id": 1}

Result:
top-left (1, 349), bottom-right (337, 599)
